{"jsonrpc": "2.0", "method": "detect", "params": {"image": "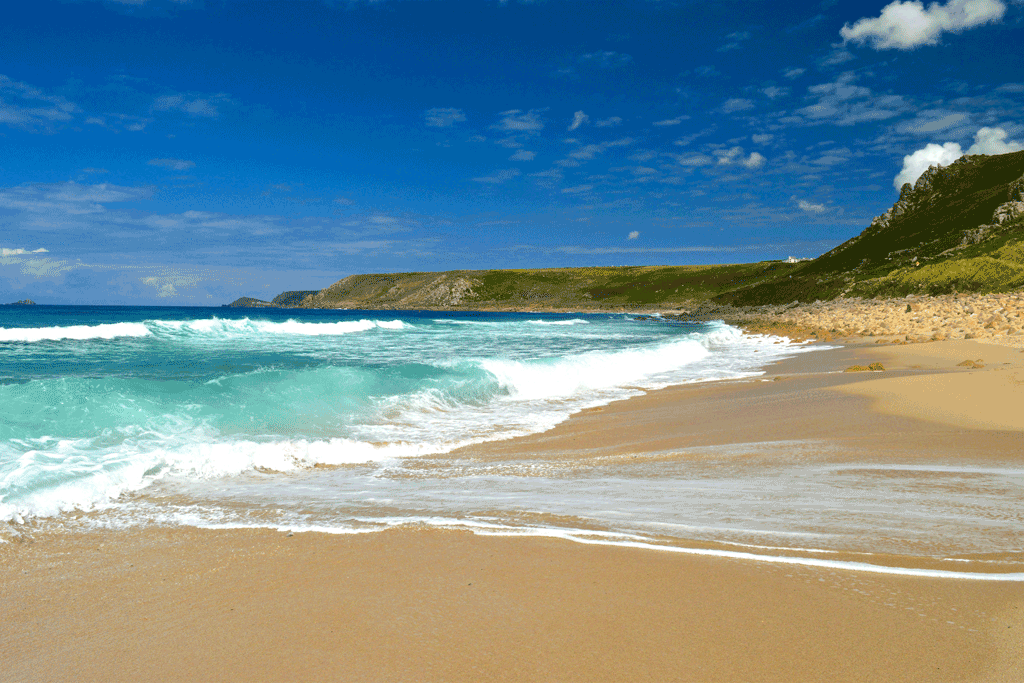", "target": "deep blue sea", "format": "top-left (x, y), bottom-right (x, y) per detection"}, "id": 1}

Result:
top-left (3, 306), bottom-right (1023, 579)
